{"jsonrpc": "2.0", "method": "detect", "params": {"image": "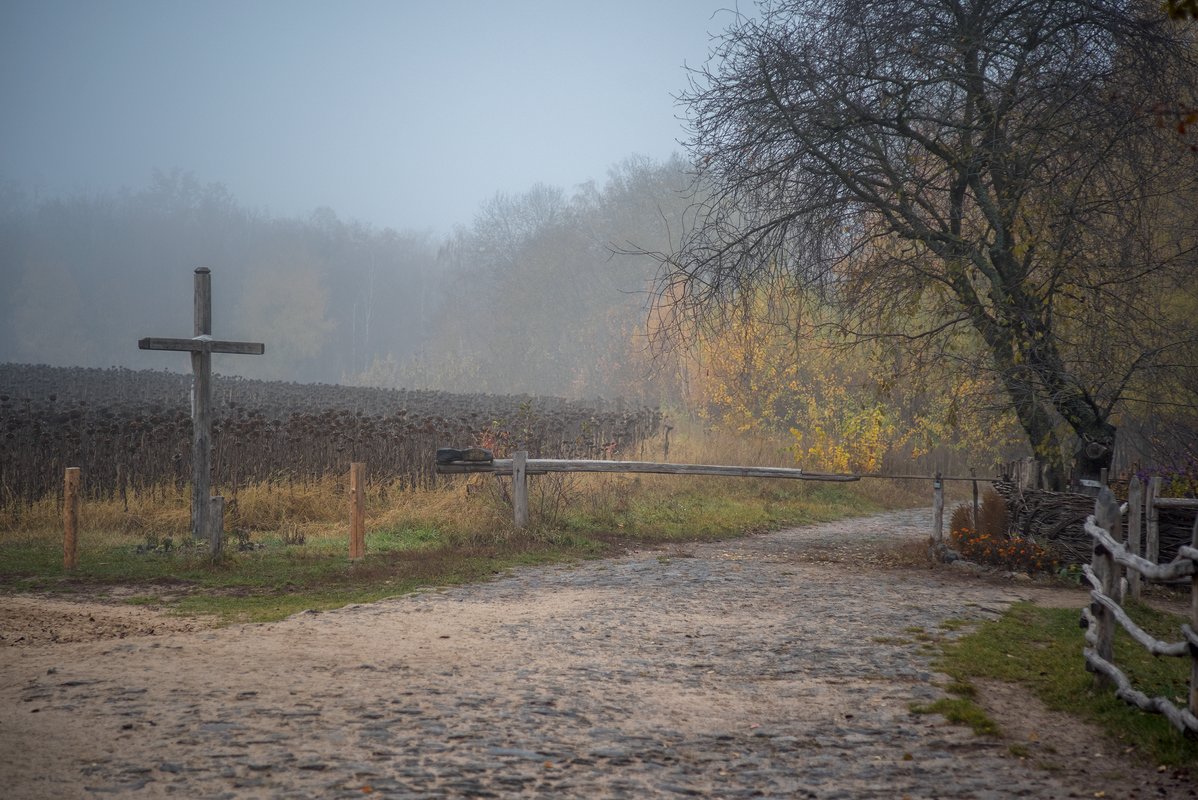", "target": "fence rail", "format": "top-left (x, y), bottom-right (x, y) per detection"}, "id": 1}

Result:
top-left (1081, 487), bottom-right (1198, 735)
